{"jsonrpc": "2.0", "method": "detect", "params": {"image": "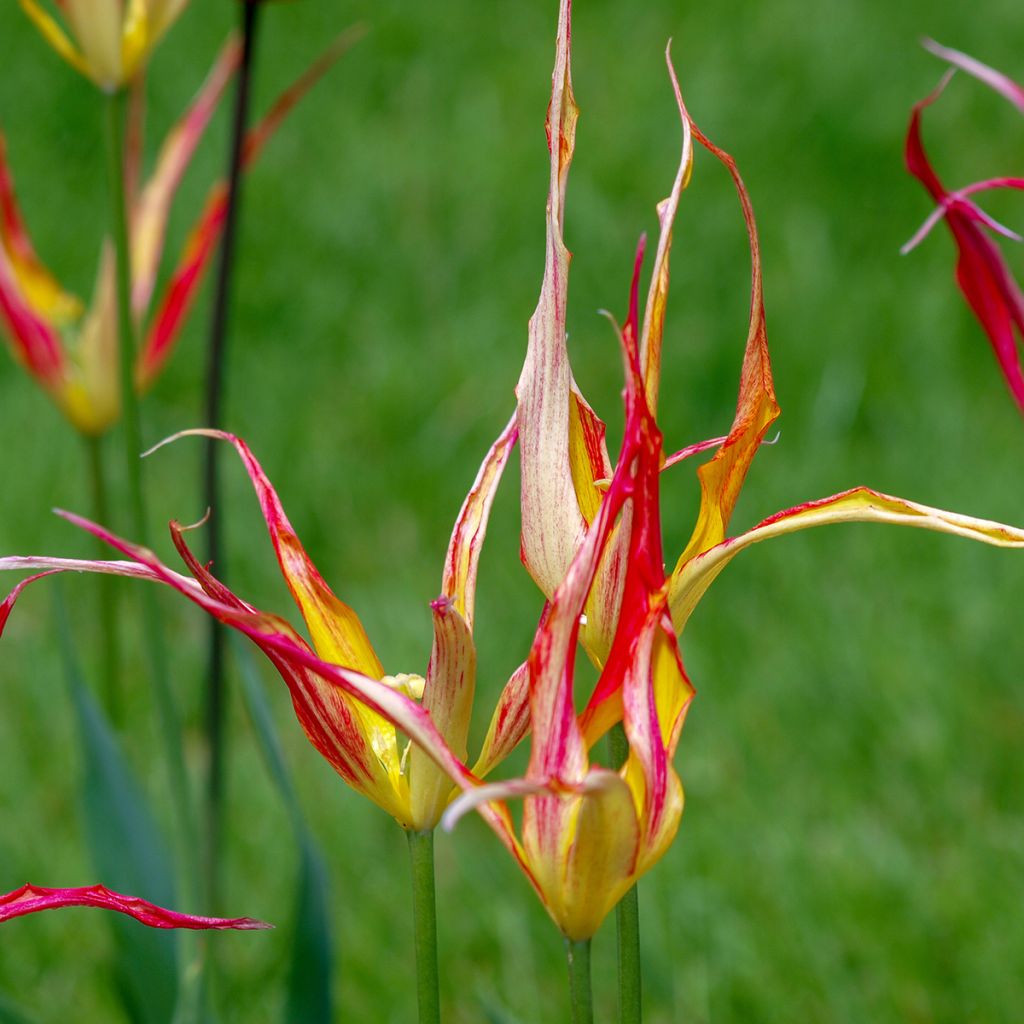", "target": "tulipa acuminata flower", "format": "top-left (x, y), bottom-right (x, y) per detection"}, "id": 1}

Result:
top-left (903, 41), bottom-right (1024, 413)
top-left (3, 0), bottom-right (1024, 962)
top-left (19, 0), bottom-right (187, 91)
top-left (0, 31), bottom-right (354, 436)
